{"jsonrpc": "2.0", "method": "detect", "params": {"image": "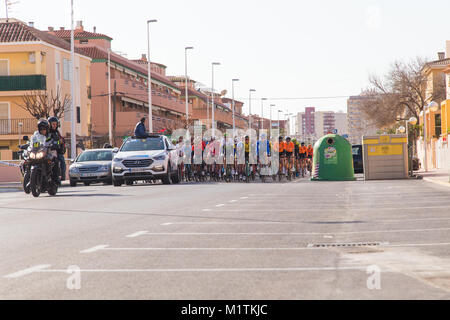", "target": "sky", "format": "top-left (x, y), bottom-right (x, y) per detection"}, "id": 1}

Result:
top-left (5, 0), bottom-right (450, 125)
